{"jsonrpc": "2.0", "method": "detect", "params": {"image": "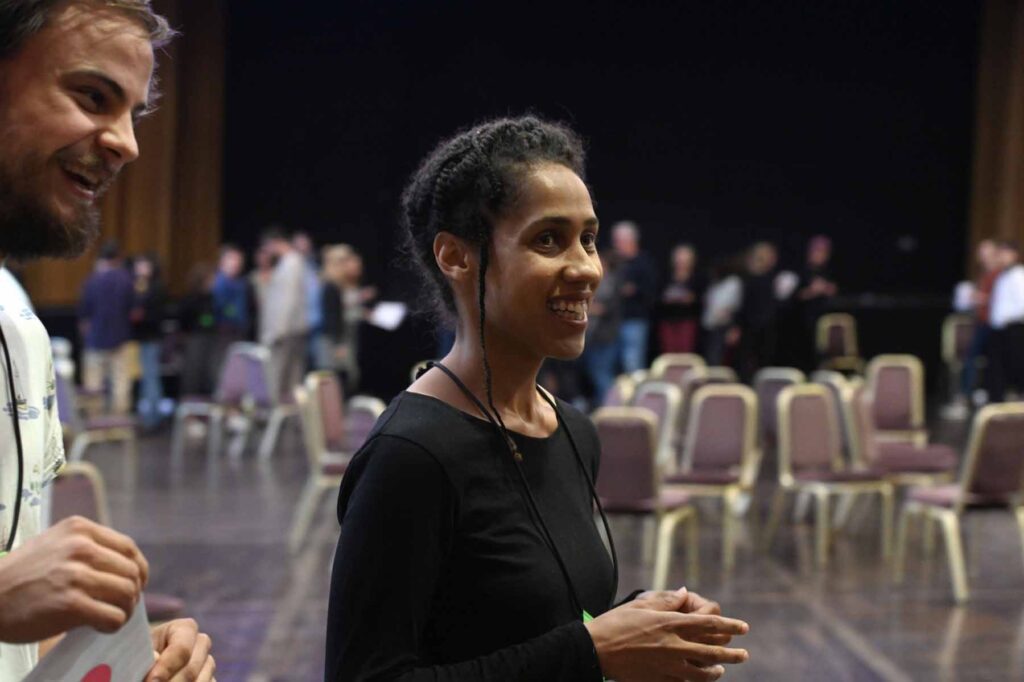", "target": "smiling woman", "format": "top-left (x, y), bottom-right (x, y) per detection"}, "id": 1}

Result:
top-left (324, 116), bottom-right (750, 681)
